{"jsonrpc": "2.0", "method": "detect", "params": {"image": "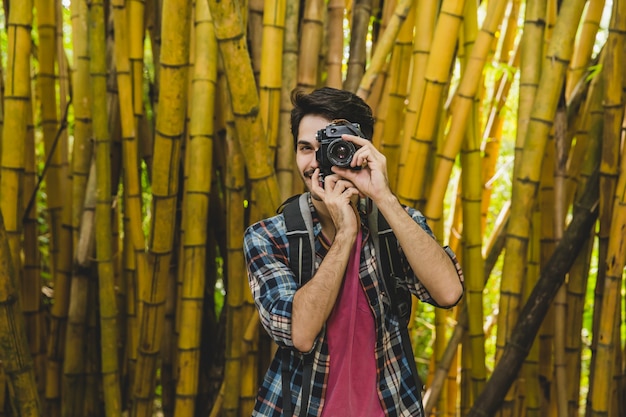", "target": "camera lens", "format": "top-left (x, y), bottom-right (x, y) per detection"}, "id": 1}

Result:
top-left (327, 139), bottom-right (356, 167)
